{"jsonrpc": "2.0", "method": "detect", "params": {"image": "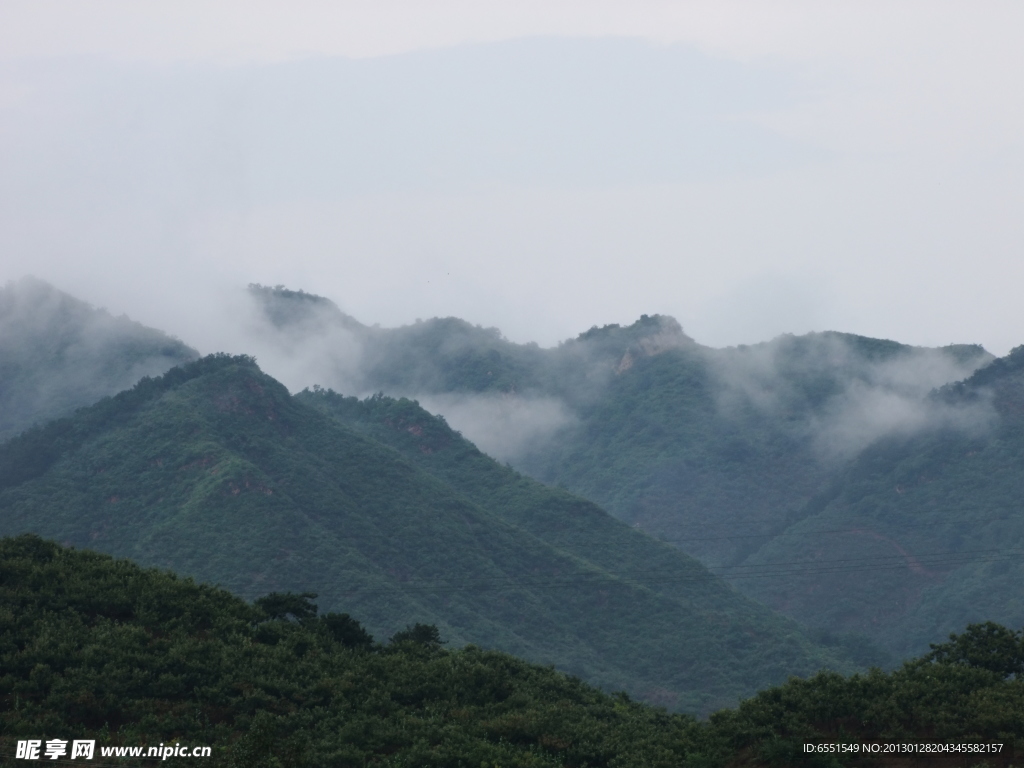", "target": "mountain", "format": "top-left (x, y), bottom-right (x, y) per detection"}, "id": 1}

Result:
top-left (245, 285), bottom-right (1003, 658)
top-left (0, 277), bottom-right (198, 442)
top-left (5, 279), bottom-right (1010, 667)
top-left (5, 535), bottom-right (1021, 767)
top-left (737, 345), bottom-right (1024, 657)
top-left (0, 534), bottom-right (704, 767)
top-left (518, 329), bottom-right (993, 563)
top-left (0, 354), bottom-right (856, 714)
